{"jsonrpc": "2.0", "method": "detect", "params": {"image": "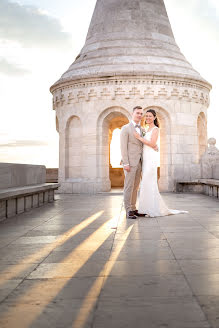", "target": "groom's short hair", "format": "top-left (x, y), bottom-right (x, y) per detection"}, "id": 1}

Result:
top-left (133, 106), bottom-right (142, 112)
